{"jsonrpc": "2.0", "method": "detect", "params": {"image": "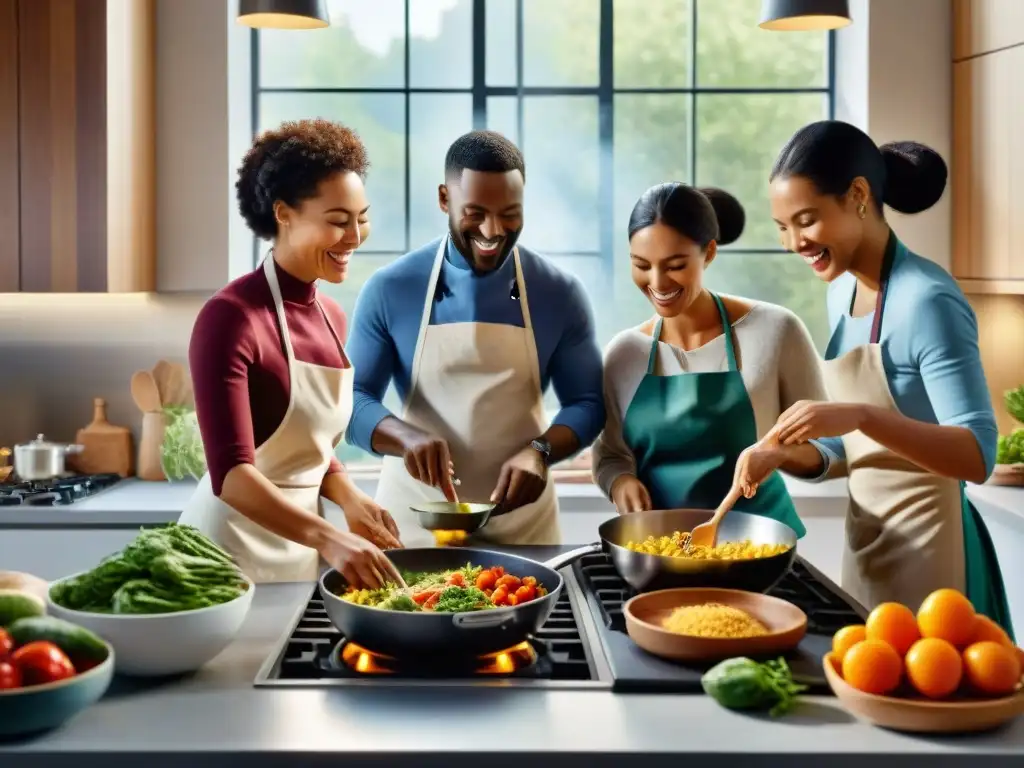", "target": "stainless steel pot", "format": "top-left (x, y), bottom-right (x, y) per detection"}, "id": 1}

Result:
top-left (13, 434), bottom-right (84, 480)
